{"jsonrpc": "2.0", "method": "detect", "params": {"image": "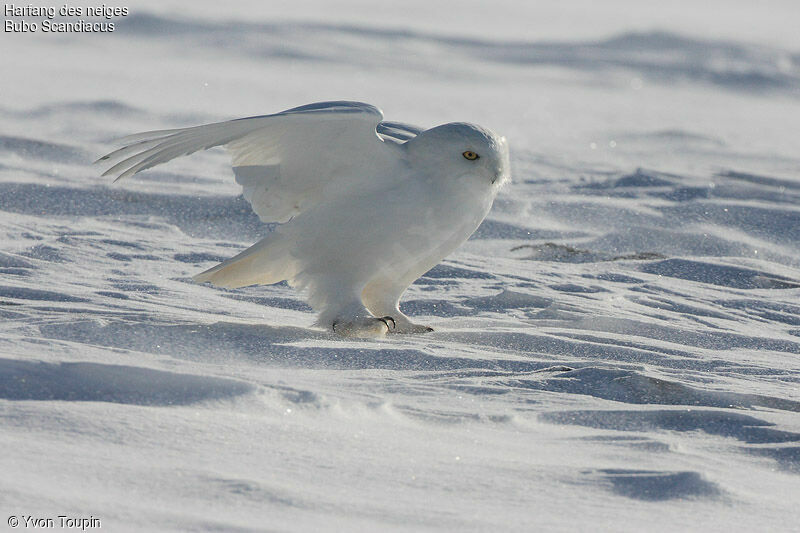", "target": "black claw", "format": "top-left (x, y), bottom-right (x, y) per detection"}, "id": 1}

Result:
top-left (378, 316), bottom-right (396, 330)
